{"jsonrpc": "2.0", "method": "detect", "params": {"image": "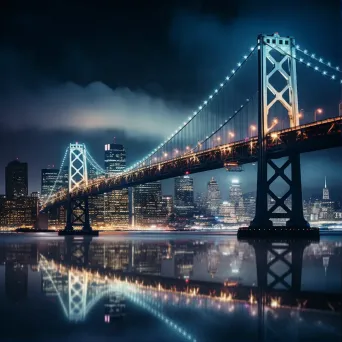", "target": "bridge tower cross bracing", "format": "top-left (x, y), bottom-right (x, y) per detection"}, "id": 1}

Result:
top-left (251, 33), bottom-right (309, 228)
top-left (65, 143), bottom-right (92, 232)
top-left (69, 143), bottom-right (88, 192)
